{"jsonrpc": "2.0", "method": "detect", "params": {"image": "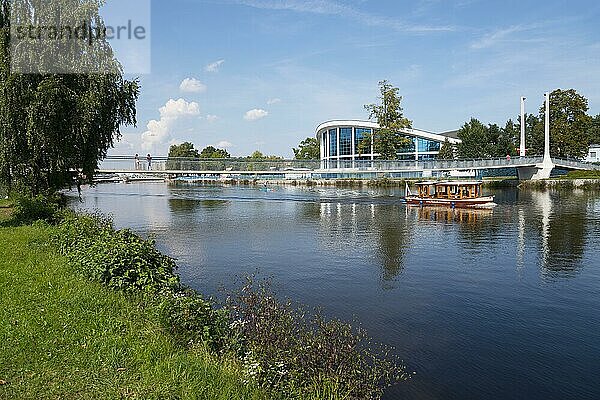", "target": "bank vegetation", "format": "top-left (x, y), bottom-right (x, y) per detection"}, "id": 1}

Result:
top-left (0, 197), bottom-right (408, 399)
